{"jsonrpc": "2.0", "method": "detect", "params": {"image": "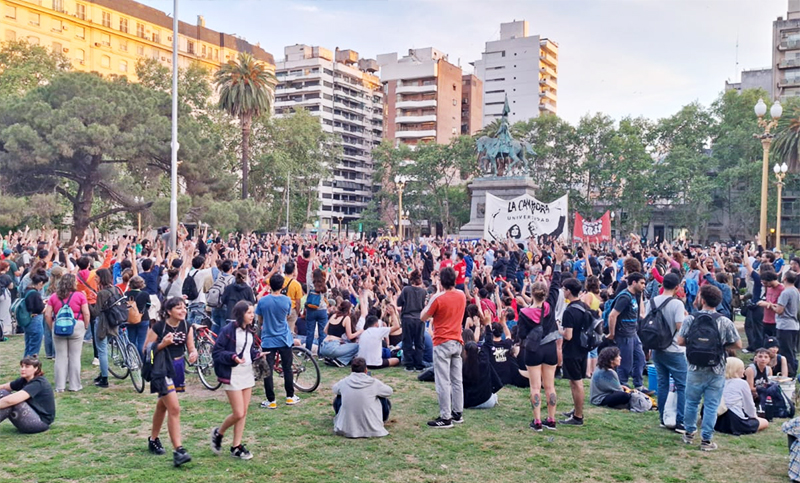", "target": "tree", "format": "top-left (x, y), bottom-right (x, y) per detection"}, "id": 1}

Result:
top-left (771, 96), bottom-right (800, 172)
top-left (0, 39), bottom-right (71, 101)
top-left (0, 72), bottom-right (172, 241)
top-left (214, 53), bottom-right (277, 199)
